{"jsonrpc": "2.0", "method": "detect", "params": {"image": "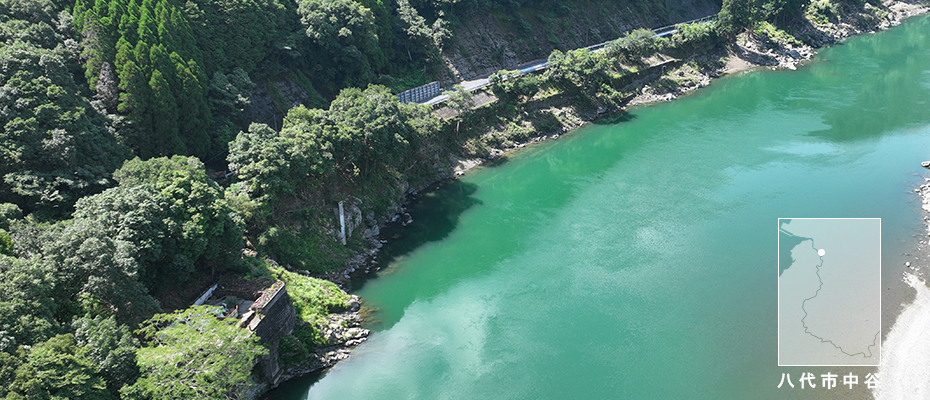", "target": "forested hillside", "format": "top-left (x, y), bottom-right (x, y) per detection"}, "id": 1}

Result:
top-left (0, 0), bottom-right (910, 397)
top-left (0, 0), bottom-right (727, 215)
top-left (442, 0), bottom-right (720, 79)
